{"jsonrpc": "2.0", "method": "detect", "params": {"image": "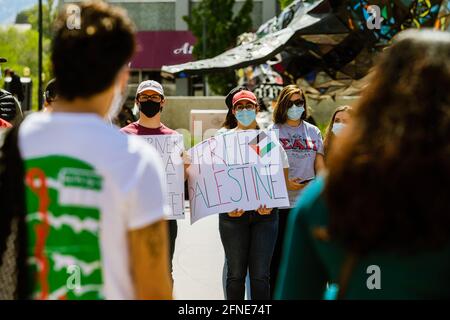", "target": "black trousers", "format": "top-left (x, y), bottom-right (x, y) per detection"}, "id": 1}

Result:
top-left (168, 219), bottom-right (178, 283)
